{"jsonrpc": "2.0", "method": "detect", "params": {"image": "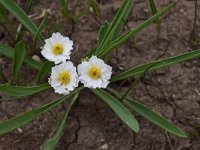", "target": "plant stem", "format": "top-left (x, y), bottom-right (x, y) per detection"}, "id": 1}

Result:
top-left (191, 0), bottom-right (197, 46)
